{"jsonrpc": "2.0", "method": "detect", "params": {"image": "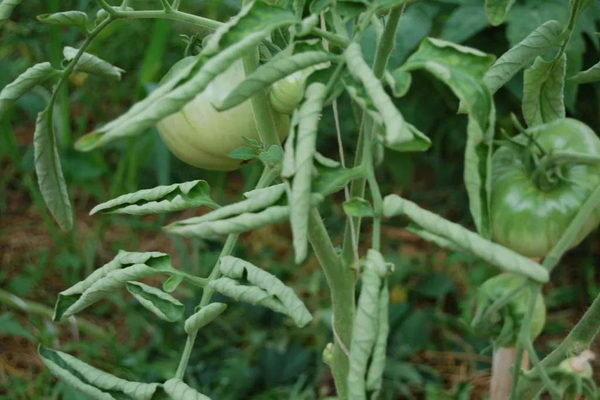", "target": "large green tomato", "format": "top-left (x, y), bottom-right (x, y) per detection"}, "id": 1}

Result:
top-left (157, 61), bottom-right (291, 171)
top-left (491, 118), bottom-right (600, 257)
top-left (474, 273), bottom-right (546, 347)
